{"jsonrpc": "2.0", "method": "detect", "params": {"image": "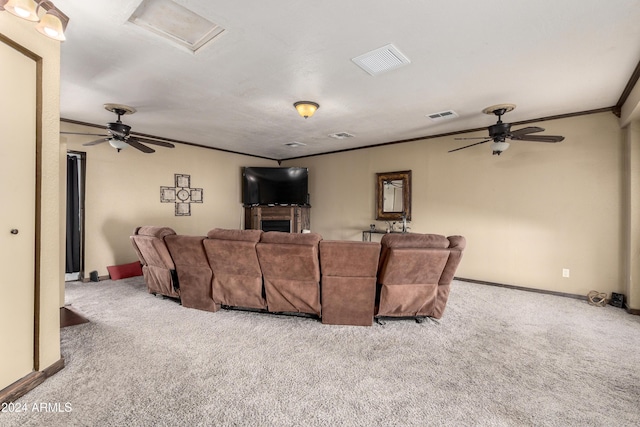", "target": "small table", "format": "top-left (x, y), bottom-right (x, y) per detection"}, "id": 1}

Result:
top-left (362, 229), bottom-right (406, 241)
